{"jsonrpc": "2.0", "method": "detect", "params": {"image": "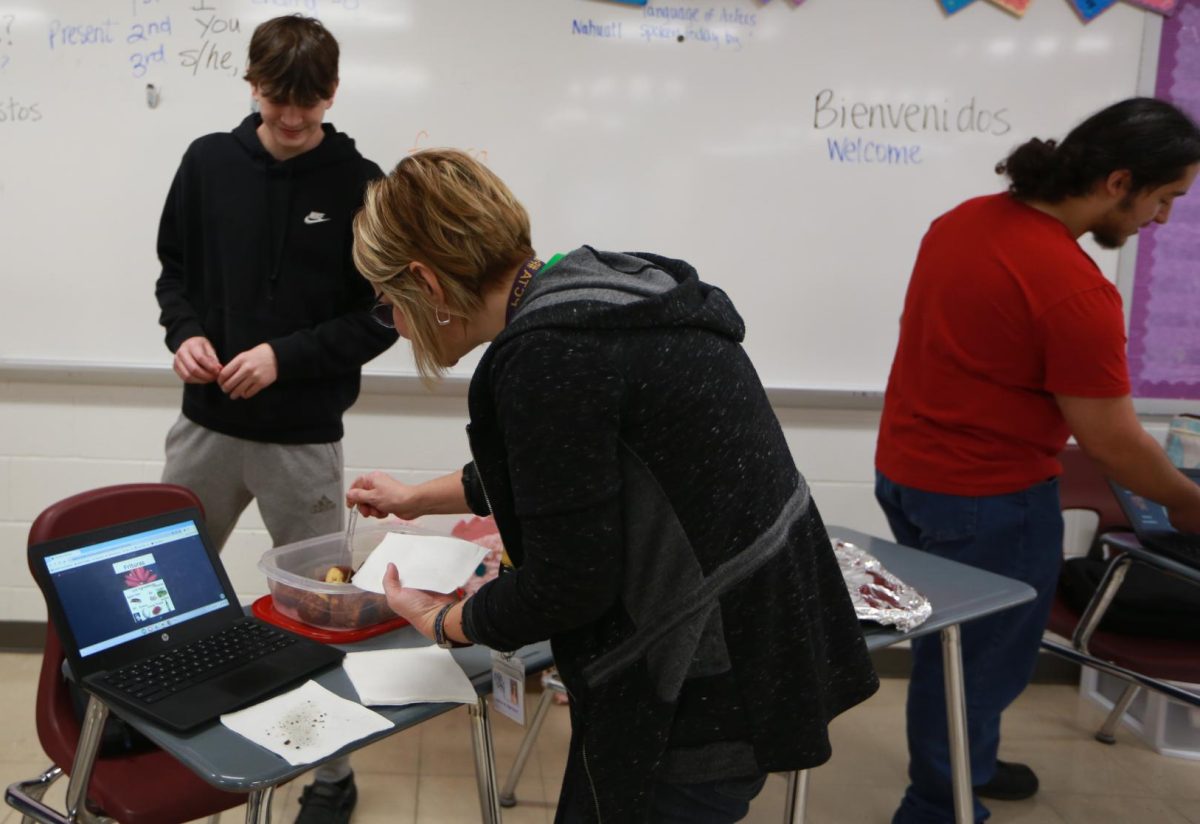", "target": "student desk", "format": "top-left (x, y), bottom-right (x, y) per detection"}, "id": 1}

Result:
top-left (802, 527), bottom-right (1038, 824)
top-left (493, 527), bottom-right (1038, 824)
top-left (23, 631), bottom-right (552, 824)
top-left (20, 530), bottom-right (1033, 824)
top-left (1042, 531), bottom-right (1200, 717)
top-left (1065, 530), bottom-right (1200, 668)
